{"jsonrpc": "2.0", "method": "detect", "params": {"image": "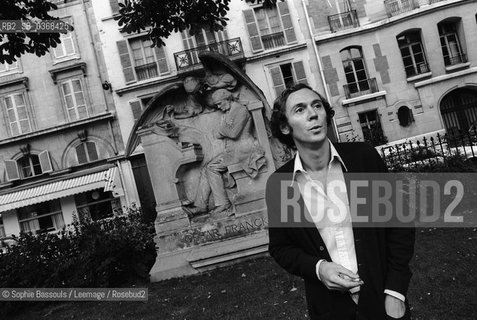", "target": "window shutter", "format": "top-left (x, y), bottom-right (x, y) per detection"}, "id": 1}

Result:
top-left (154, 46), bottom-right (169, 74)
top-left (5, 160), bottom-right (20, 181)
top-left (110, 0), bottom-right (120, 15)
top-left (243, 9), bottom-right (264, 52)
top-left (277, 1), bottom-right (297, 44)
top-left (86, 142), bottom-right (99, 161)
top-left (270, 66), bottom-right (285, 98)
top-left (293, 61), bottom-right (308, 84)
top-left (38, 150), bottom-right (53, 173)
top-left (116, 40), bottom-right (136, 83)
top-left (130, 100), bottom-right (142, 121)
top-left (76, 144), bottom-right (87, 164)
